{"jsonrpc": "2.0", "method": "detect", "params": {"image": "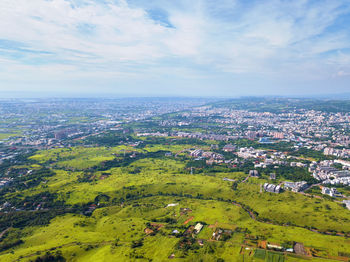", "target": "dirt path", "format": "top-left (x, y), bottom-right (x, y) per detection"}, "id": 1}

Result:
top-left (242, 174), bottom-right (250, 183)
top-left (184, 216), bottom-right (194, 225)
top-left (0, 228), bottom-right (10, 239)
